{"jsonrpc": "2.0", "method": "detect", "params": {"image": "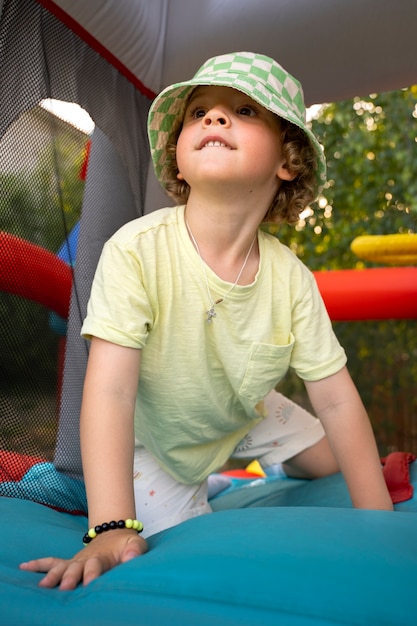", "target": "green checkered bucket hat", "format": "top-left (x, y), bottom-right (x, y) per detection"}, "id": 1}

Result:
top-left (148, 51), bottom-right (326, 197)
